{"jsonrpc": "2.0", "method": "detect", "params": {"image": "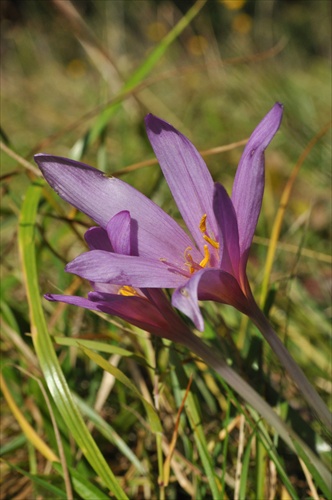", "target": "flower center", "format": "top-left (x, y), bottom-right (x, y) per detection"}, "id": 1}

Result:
top-left (118, 285), bottom-right (142, 297)
top-left (184, 214), bottom-right (219, 274)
